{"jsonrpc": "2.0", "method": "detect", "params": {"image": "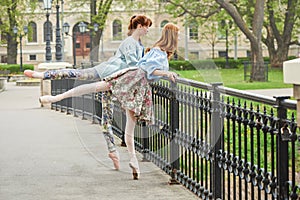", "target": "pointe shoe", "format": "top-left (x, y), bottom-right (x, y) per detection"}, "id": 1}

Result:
top-left (24, 70), bottom-right (35, 78)
top-left (39, 95), bottom-right (59, 104)
top-left (129, 157), bottom-right (140, 180)
top-left (108, 151), bottom-right (120, 170)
